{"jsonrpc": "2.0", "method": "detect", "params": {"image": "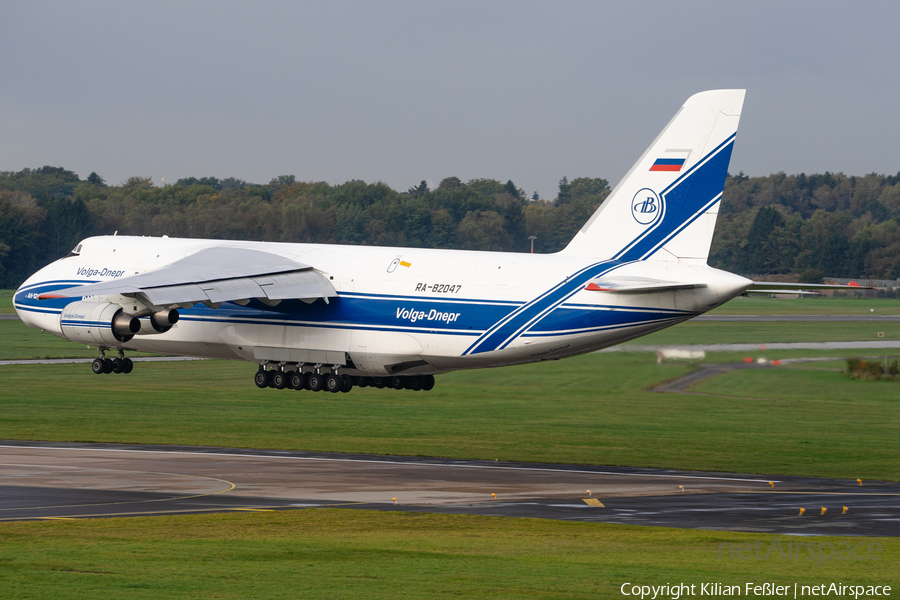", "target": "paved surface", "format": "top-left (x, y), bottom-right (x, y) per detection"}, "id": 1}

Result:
top-left (0, 441), bottom-right (896, 535)
top-left (0, 314), bottom-right (20, 320)
top-left (650, 357), bottom-right (846, 394)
